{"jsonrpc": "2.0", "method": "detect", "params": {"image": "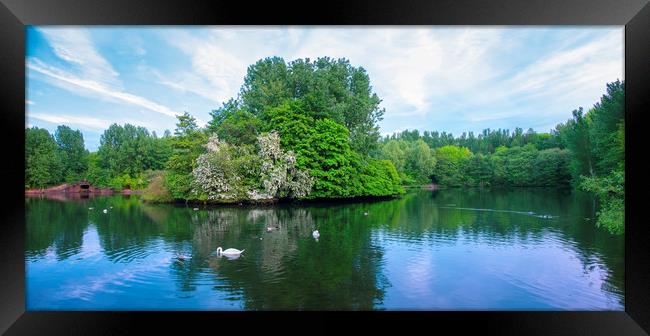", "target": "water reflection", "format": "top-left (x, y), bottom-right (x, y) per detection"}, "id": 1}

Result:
top-left (25, 188), bottom-right (623, 310)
